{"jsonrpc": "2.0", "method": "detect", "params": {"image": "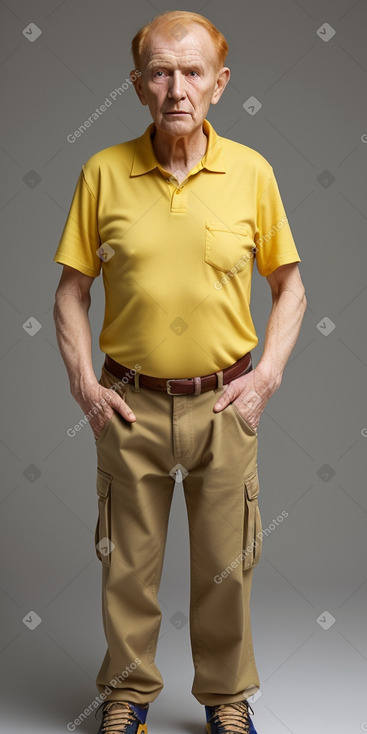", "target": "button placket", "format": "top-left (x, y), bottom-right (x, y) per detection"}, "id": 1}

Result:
top-left (170, 184), bottom-right (188, 212)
